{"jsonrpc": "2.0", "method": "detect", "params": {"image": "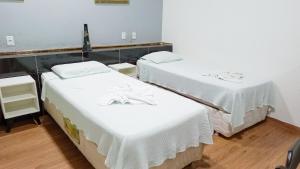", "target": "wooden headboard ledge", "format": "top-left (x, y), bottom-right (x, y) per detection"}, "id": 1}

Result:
top-left (0, 42), bottom-right (172, 58)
